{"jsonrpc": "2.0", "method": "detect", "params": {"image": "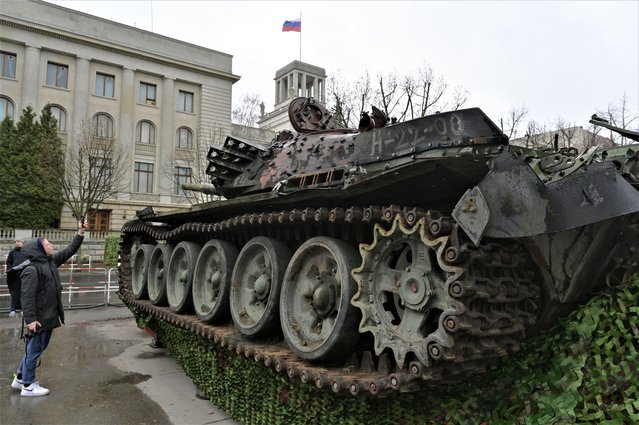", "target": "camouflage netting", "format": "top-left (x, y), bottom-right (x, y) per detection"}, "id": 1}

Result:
top-left (131, 274), bottom-right (639, 424)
